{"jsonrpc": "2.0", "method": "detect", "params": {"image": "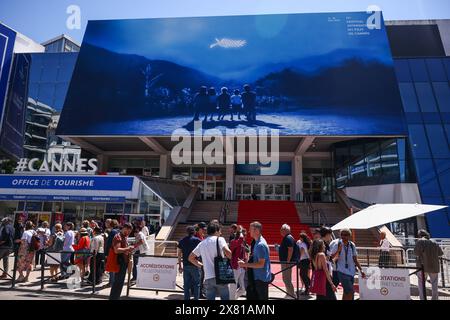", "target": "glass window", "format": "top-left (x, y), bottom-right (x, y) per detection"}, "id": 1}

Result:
top-left (408, 125), bottom-right (431, 158)
top-left (28, 83), bottom-right (39, 100)
top-left (419, 179), bottom-right (442, 198)
top-left (394, 60), bottom-right (412, 82)
top-left (425, 124), bottom-right (450, 158)
top-left (432, 82), bottom-right (450, 113)
top-left (105, 203), bottom-right (124, 214)
top-left (25, 202), bottom-right (42, 211)
top-left (415, 82), bottom-right (438, 112)
top-left (438, 169), bottom-right (450, 199)
top-left (444, 58), bottom-right (450, 81)
top-left (37, 83), bottom-right (55, 106)
top-left (414, 159), bottom-right (436, 185)
top-left (54, 83), bottom-right (69, 111)
top-left (409, 59), bottom-right (429, 82)
top-left (426, 59), bottom-right (447, 81)
top-left (398, 83), bottom-right (420, 112)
